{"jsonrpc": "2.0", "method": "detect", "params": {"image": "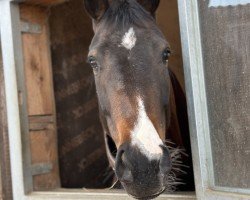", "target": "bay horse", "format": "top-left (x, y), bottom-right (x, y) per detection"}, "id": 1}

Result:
top-left (84, 0), bottom-right (194, 199)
